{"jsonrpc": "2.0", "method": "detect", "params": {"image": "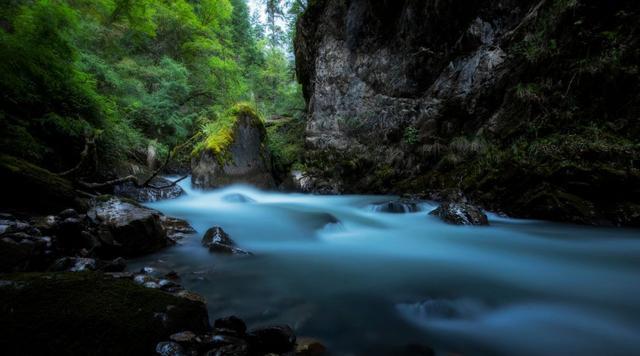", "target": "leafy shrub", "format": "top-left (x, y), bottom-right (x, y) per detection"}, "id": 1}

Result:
top-left (403, 127), bottom-right (420, 145)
